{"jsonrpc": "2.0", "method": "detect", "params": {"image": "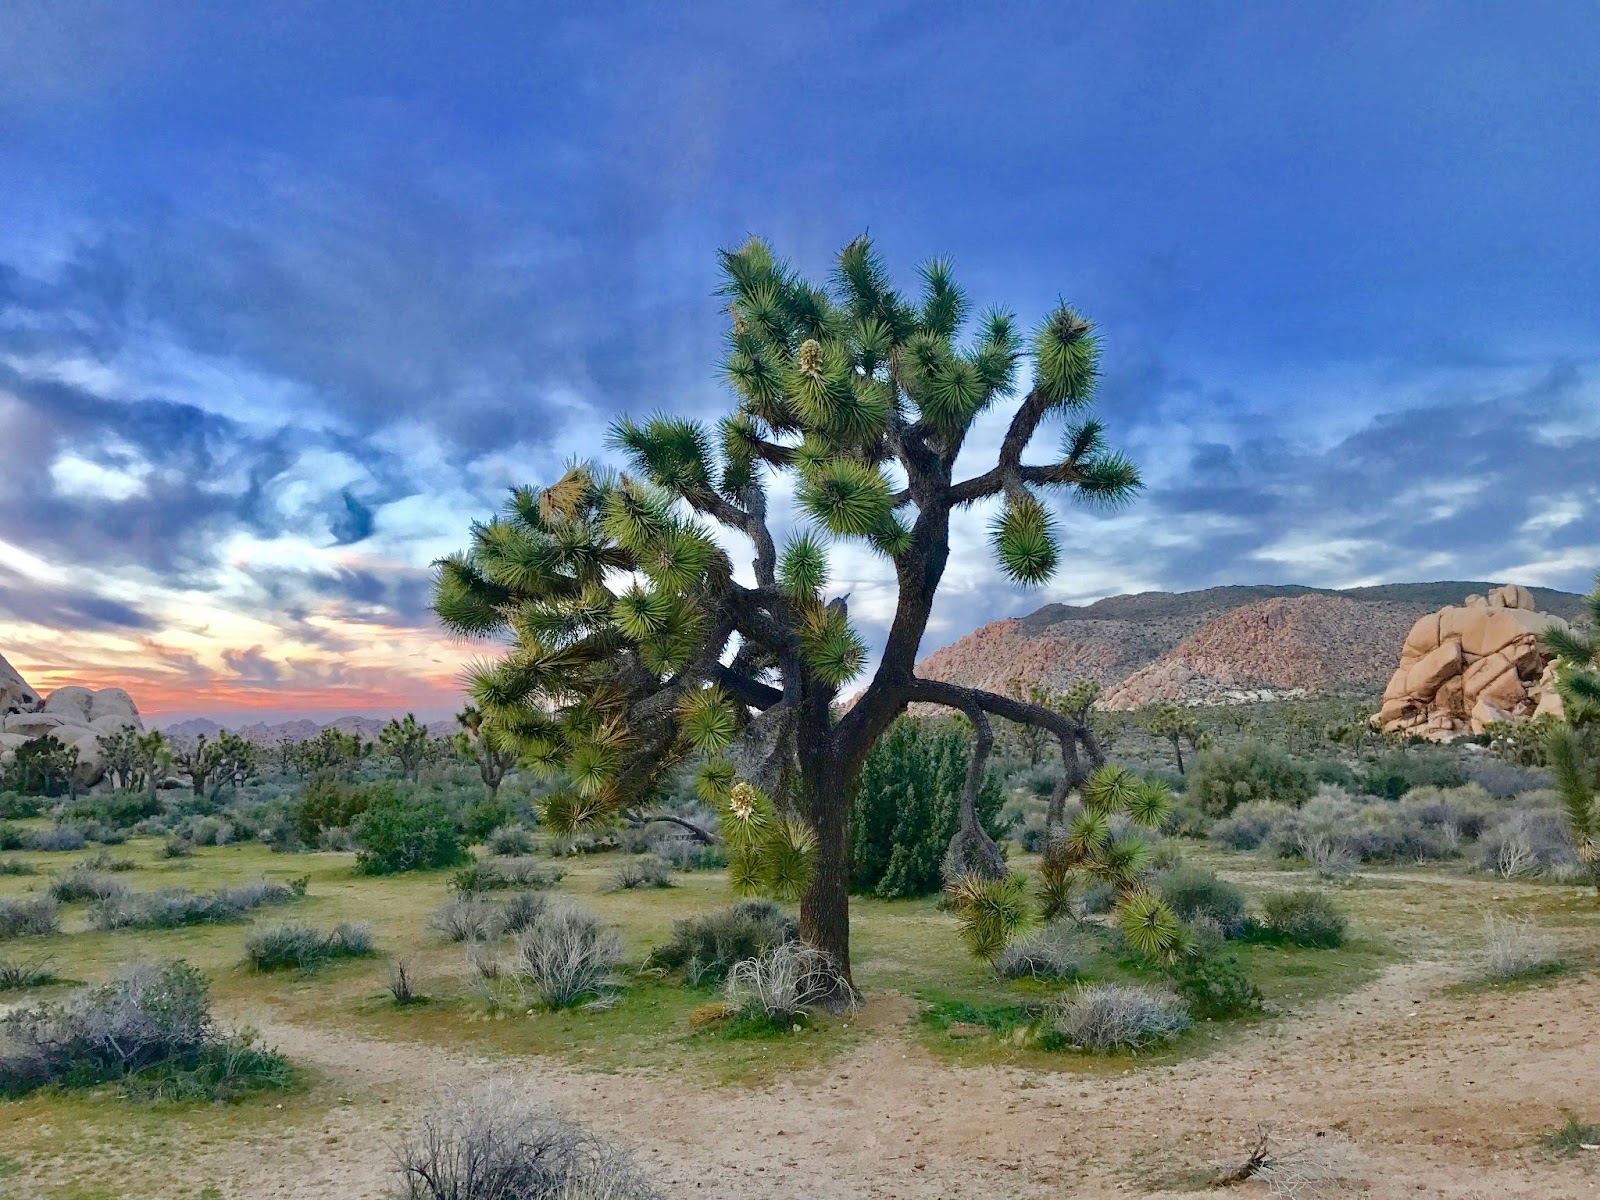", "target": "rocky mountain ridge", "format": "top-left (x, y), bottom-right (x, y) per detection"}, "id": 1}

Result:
top-left (160, 714), bottom-right (457, 743)
top-left (916, 581), bottom-right (1586, 708)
